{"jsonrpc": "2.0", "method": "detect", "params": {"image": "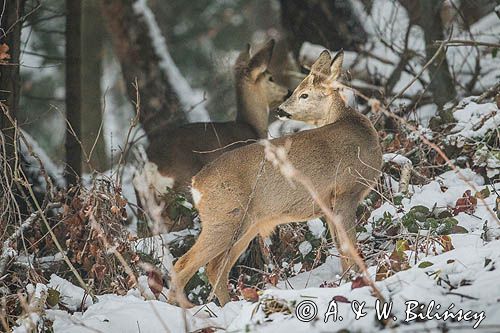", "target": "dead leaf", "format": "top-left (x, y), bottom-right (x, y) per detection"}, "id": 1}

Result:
top-left (450, 225), bottom-right (468, 234)
top-left (332, 295), bottom-right (350, 303)
top-left (351, 276), bottom-right (368, 289)
top-left (110, 205), bottom-right (121, 215)
top-left (91, 263), bottom-right (107, 281)
top-left (266, 273), bottom-right (278, 286)
top-left (453, 190), bottom-right (477, 215)
top-left (440, 235), bottom-right (454, 252)
top-left (376, 243), bottom-right (411, 281)
top-left (0, 44), bottom-right (10, 63)
top-left (240, 287), bottom-right (259, 302)
top-left (147, 270), bottom-right (164, 298)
